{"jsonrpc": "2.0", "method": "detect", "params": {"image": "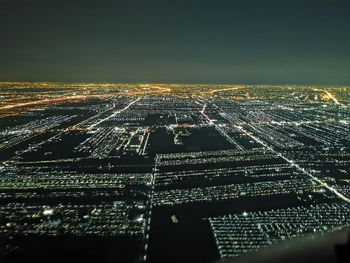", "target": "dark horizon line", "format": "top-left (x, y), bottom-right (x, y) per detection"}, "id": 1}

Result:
top-left (1, 79), bottom-right (350, 87)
